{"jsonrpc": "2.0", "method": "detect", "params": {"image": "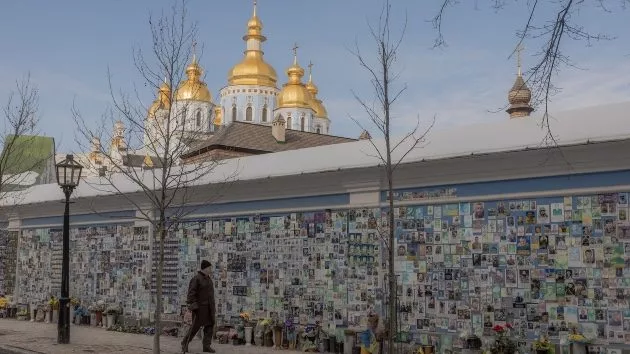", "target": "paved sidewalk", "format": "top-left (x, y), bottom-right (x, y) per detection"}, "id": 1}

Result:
top-left (0, 319), bottom-right (300, 354)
